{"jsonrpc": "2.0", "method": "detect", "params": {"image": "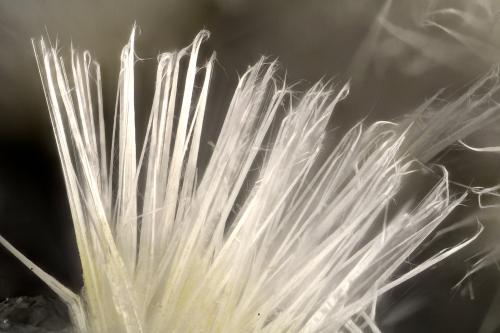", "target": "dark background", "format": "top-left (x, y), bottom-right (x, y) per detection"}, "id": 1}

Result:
top-left (1, 0), bottom-right (500, 332)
